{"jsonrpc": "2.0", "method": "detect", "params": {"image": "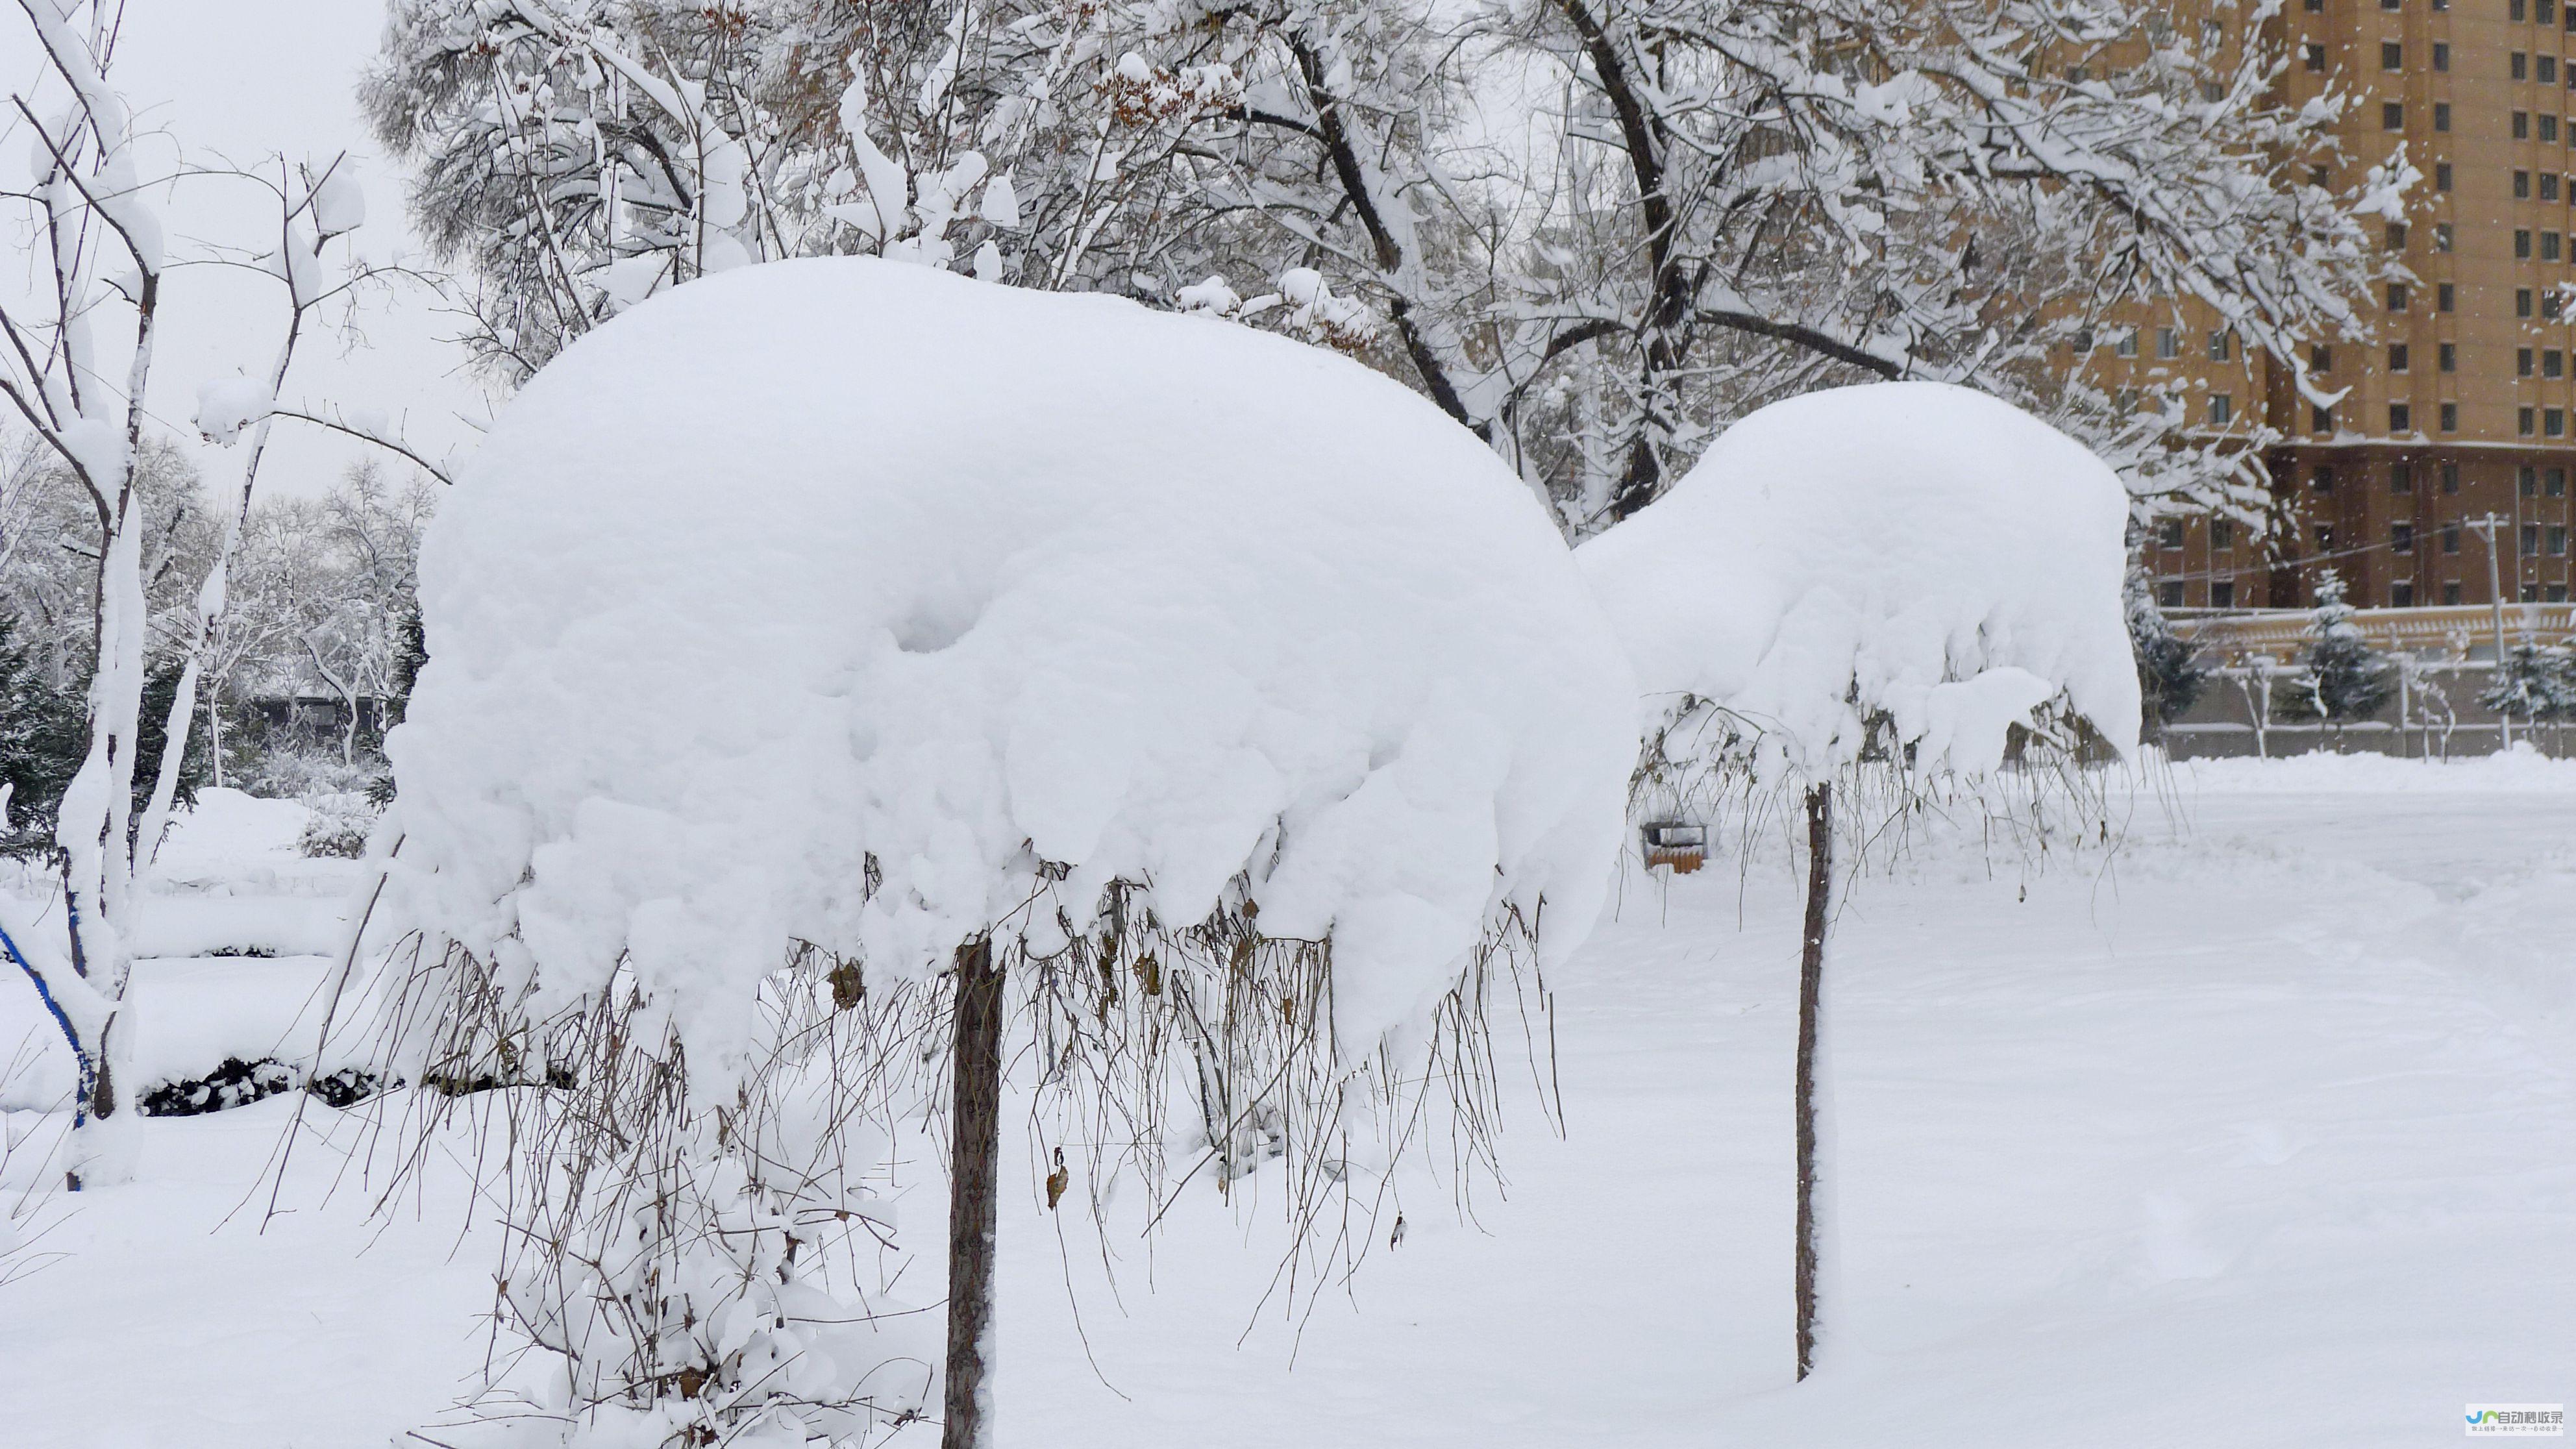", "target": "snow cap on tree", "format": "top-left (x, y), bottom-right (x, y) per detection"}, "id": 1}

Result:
top-left (1576, 382), bottom-right (2142, 779)
top-left (381, 257), bottom-right (1637, 1084)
